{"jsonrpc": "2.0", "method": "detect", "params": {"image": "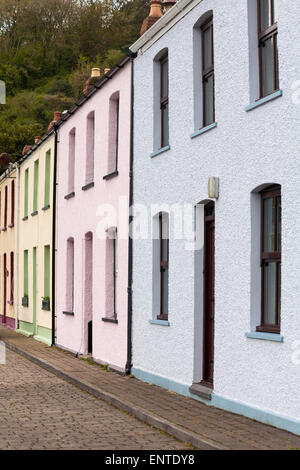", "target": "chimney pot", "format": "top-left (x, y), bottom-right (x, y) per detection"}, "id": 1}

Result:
top-left (104, 68), bottom-right (110, 75)
top-left (91, 68), bottom-right (101, 78)
top-left (34, 136), bottom-right (41, 143)
top-left (140, 0), bottom-right (163, 36)
top-left (163, 0), bottom-right (176, 12)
